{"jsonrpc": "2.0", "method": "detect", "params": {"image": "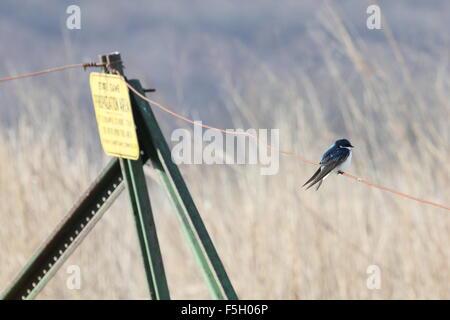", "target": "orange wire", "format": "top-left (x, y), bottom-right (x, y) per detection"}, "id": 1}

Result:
top-left (342, 173), bottom-right (450, 210)
top-left (0, 64), bottom-right (448, 211)
top-left (121, 74), bottom-right (450, 211)
top-left (0, 63), bottom-right (90, 83)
